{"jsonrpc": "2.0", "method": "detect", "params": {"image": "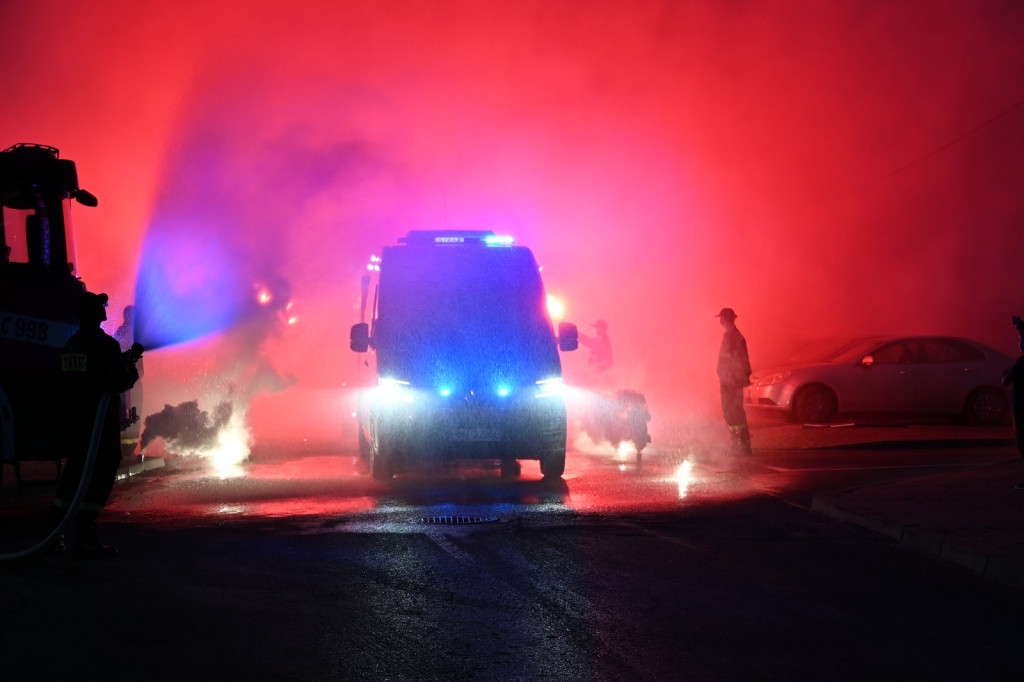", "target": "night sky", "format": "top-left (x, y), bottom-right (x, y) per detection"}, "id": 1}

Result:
top-left (3, 1), bottom-right (1023, 443)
